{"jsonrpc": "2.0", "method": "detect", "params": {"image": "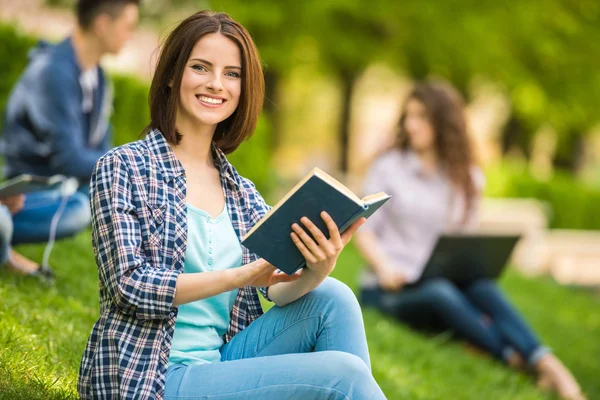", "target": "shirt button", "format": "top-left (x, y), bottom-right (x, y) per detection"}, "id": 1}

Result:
top-left (208, 259), bottom-right (213, 265)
